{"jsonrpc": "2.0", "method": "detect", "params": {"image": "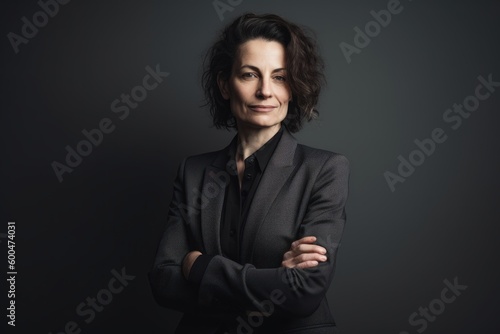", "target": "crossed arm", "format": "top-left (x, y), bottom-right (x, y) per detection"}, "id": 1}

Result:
top-left (149, 153), bottom-right (349, 316)
top-left (183, 236), bottom-right (328, 279)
